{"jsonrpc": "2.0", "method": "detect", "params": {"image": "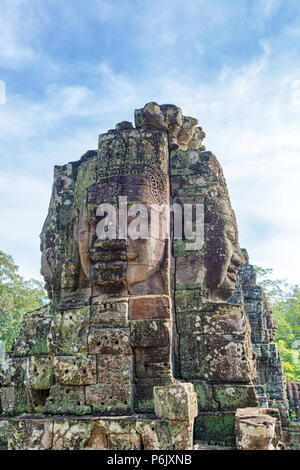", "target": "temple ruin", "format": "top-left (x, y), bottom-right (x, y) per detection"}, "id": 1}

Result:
top-left (0, 102), bottom-right (299, 450)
